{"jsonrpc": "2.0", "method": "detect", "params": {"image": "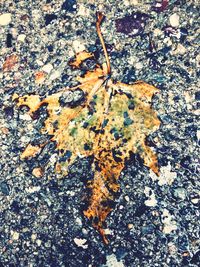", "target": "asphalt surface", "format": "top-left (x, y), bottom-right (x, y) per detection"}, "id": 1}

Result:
top-left (0, 1), bottom-right (199, 266)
